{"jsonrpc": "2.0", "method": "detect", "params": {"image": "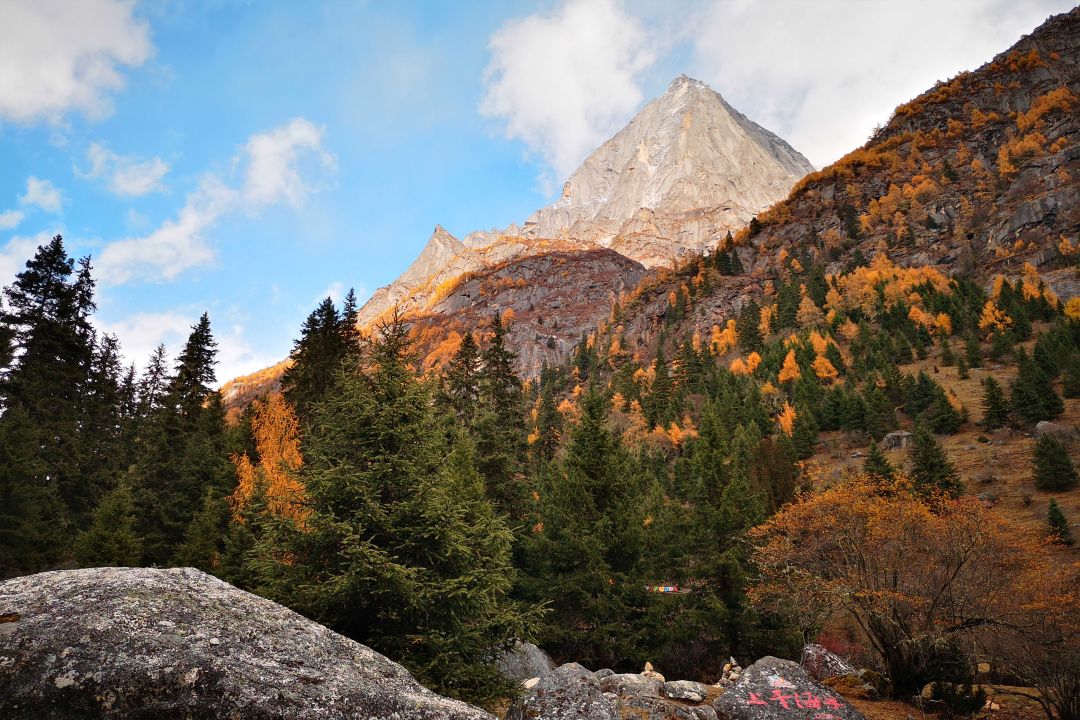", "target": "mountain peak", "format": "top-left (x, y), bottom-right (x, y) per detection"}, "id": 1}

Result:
top-left (521, 75), bottom-right (814, 259)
